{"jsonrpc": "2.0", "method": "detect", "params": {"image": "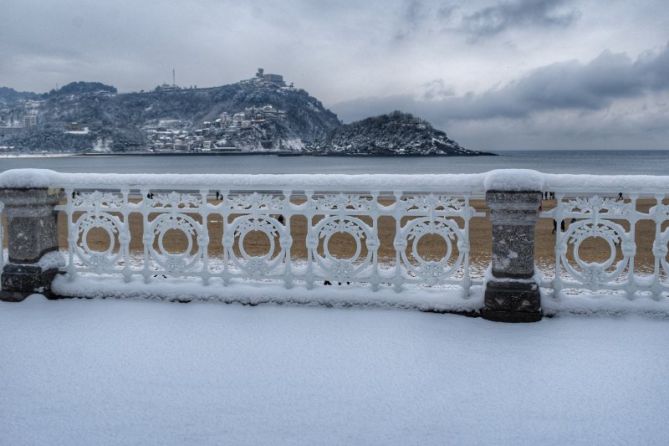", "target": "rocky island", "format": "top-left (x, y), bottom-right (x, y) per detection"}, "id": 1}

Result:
top-left (310, 111), bottom-right (491, 156)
